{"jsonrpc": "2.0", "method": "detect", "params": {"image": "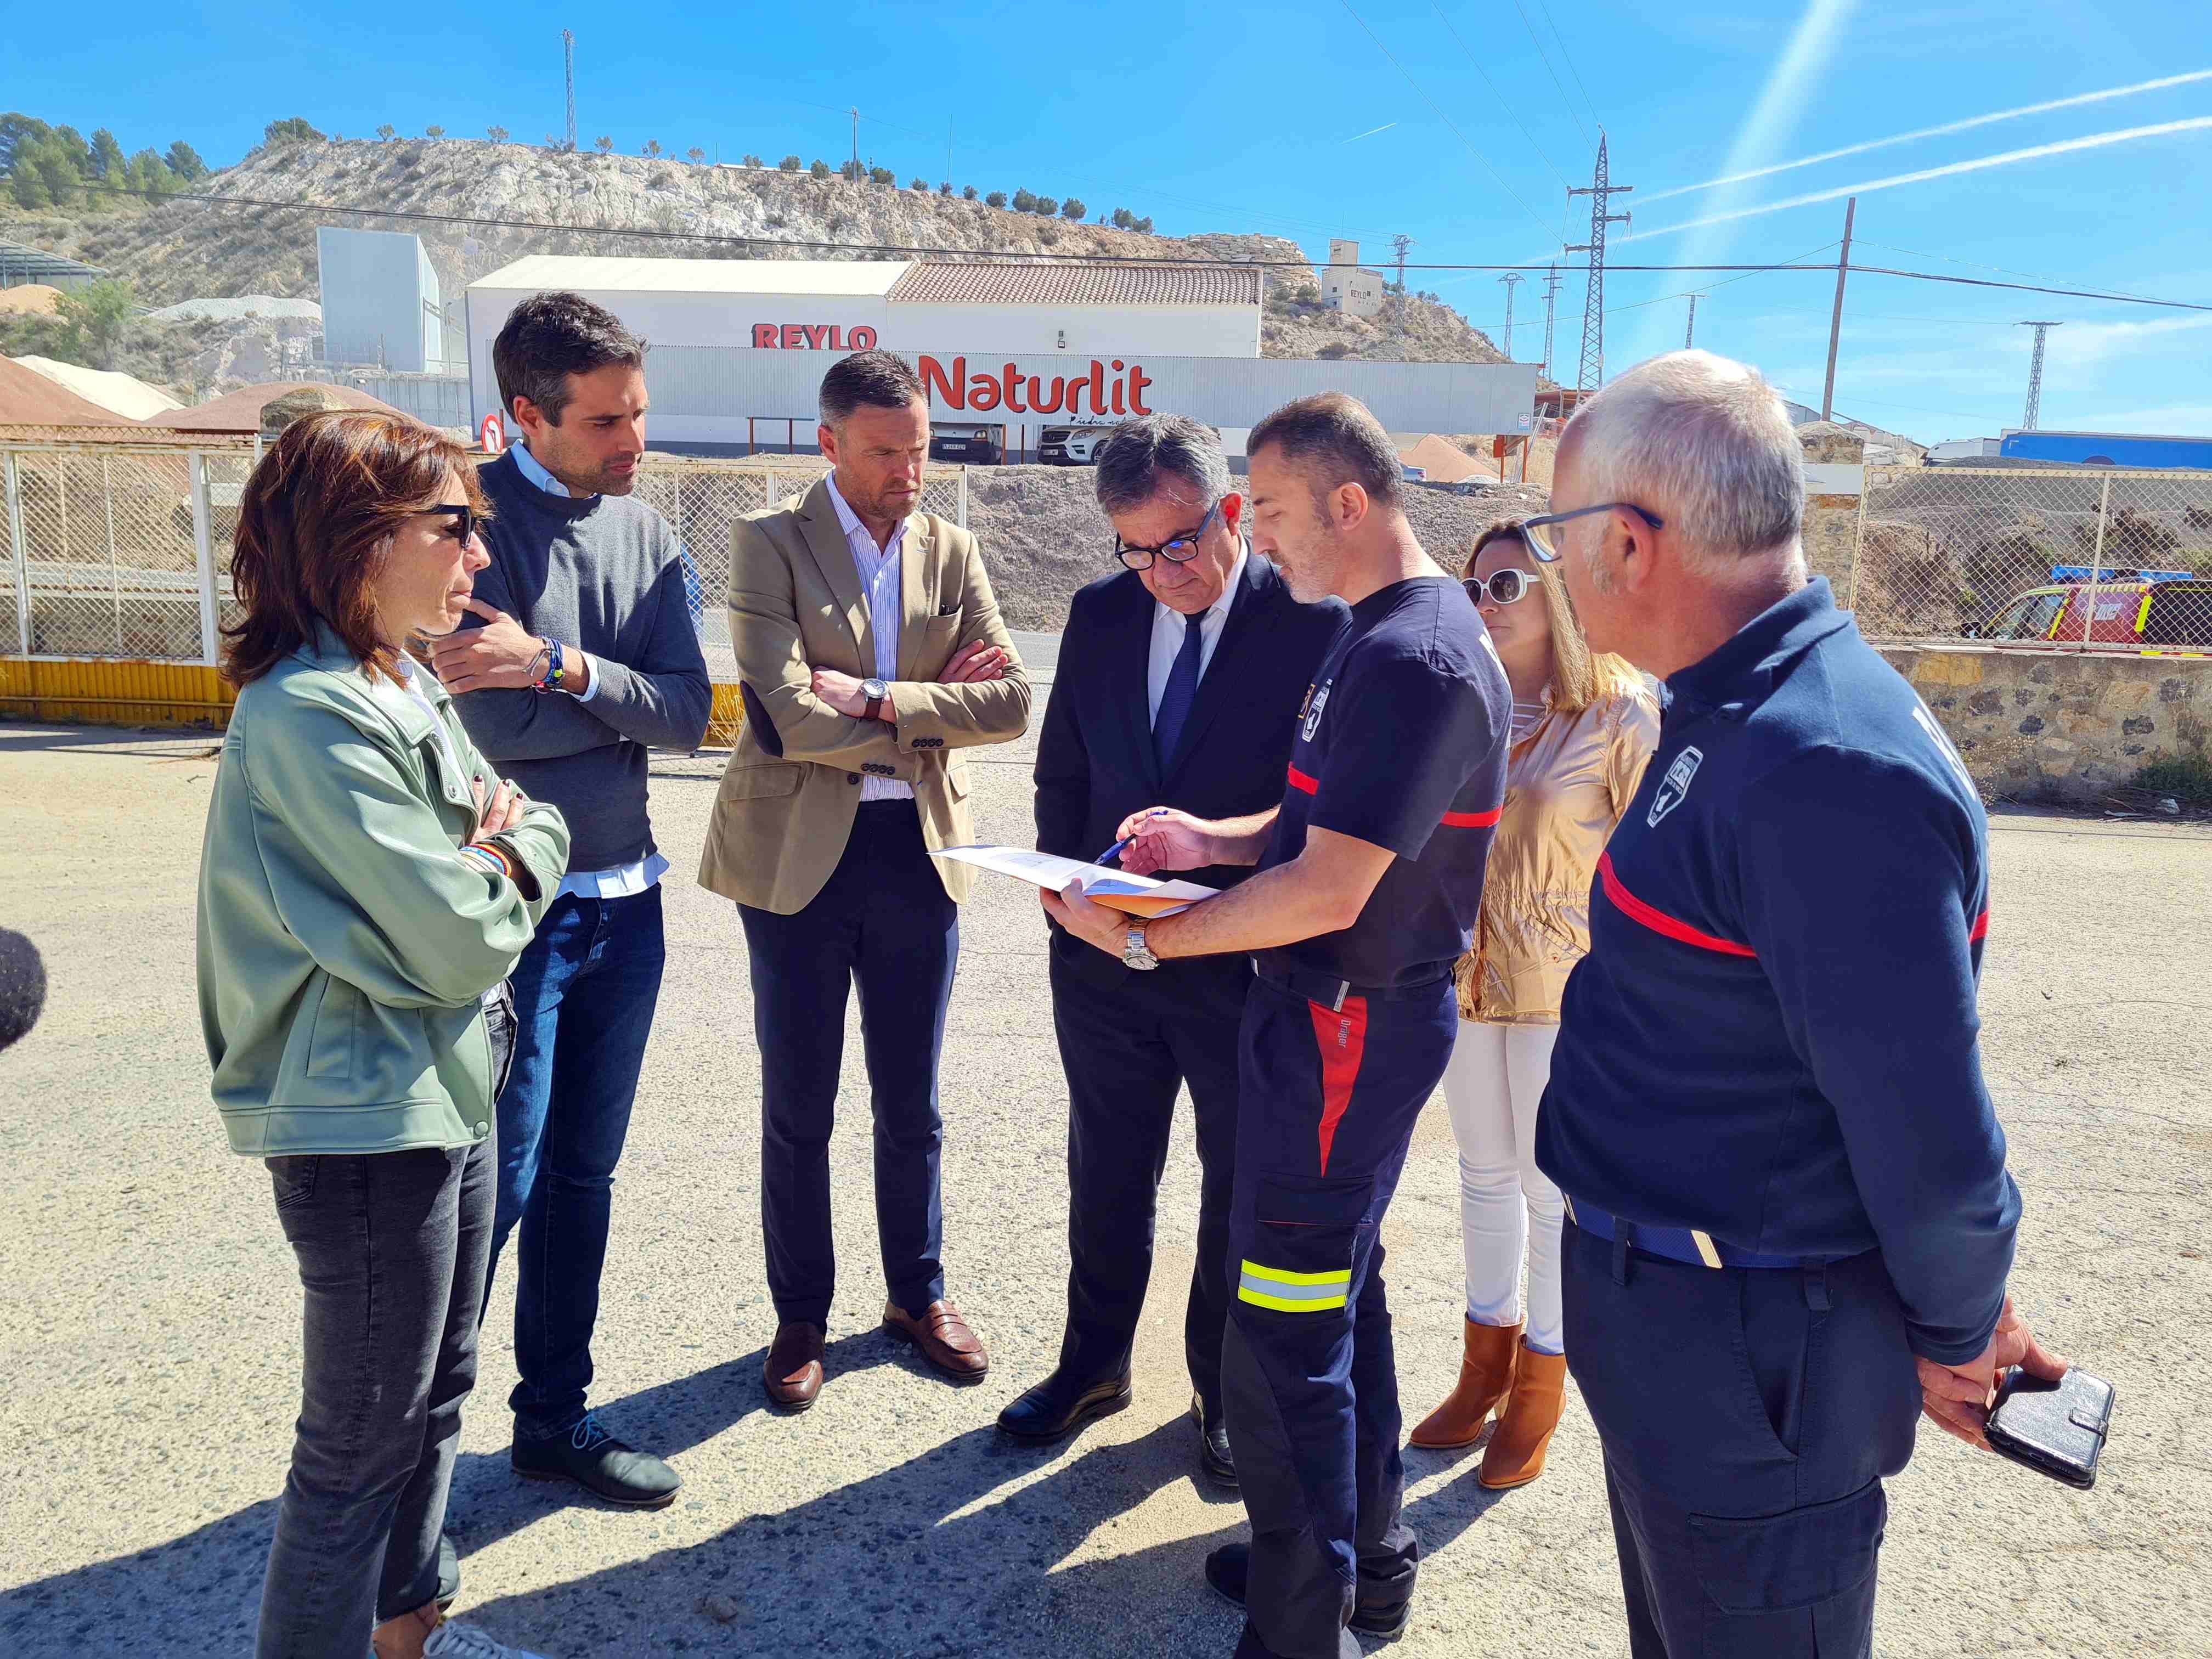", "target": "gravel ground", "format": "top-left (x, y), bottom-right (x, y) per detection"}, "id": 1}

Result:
top-left (1, 710), bottom-right (2207, 1657)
